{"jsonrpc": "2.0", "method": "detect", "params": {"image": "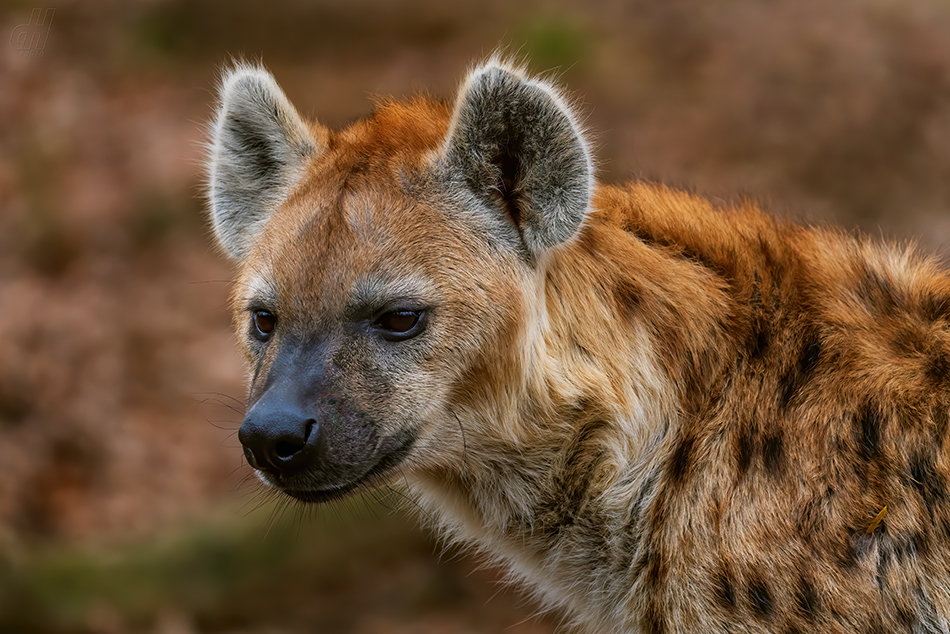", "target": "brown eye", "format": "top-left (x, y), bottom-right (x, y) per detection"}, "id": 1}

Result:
top-left (251, 310), bottom-right (276, 341)
top-left (373, 310), bottom-right (425, 341)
